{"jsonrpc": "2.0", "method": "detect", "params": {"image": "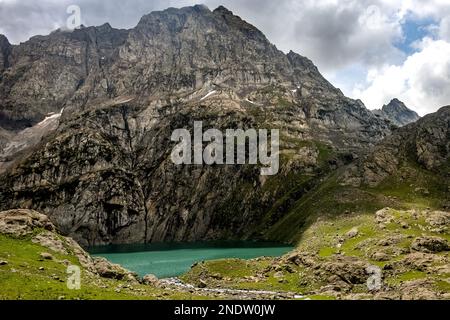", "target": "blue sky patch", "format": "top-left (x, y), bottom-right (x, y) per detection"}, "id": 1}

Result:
top-left (396, 17), bottom-right (436, 54)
